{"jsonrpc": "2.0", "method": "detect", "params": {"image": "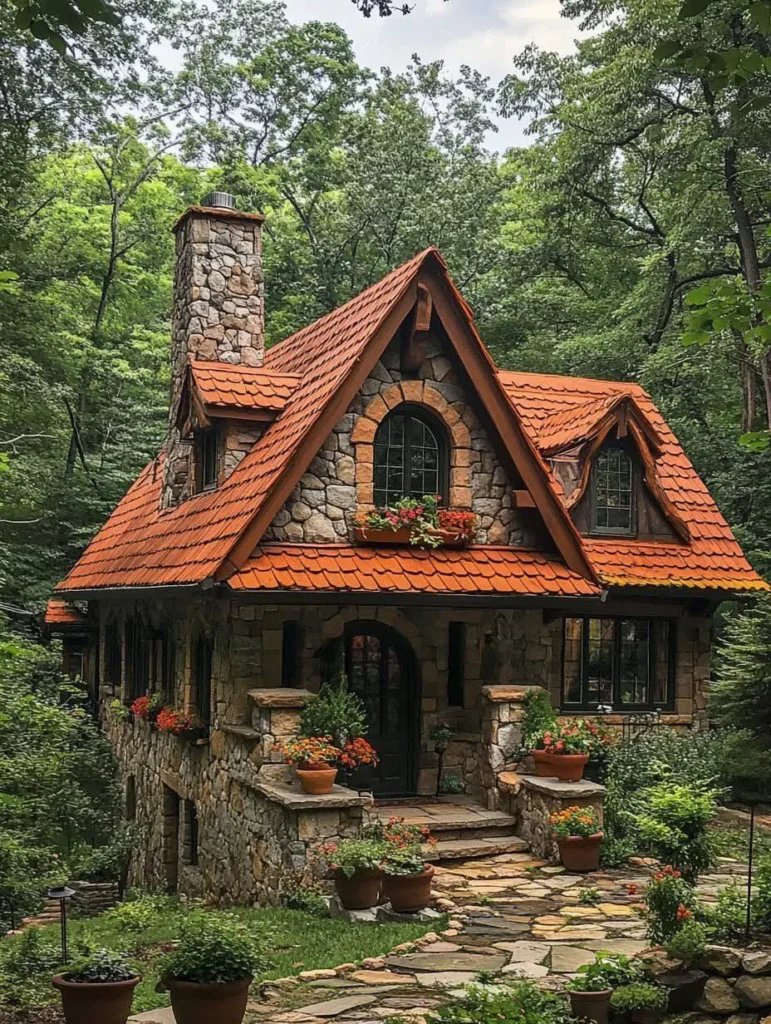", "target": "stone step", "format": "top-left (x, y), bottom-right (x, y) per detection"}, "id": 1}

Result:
top-left (425, 812), bottom-right (517, 840)
top-left (425, 835), bottom-right (529, 862)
